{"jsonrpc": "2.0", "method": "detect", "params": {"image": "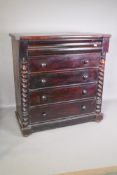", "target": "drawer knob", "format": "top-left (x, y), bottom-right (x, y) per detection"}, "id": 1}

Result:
top-left (41, 95), bottom-right (47, 101)
top-left (82, 74), bottom-right (88, 80)
top-left (83, 60), bottom-right (89, 64)
top-left (41, 63), bottom-right (47, 68)
top-left (42, 112), bottom-right (47, 117)
top-left (41, 79), bottom-right (46, 84)
top-left (82, 89), bottom-right (88, 95)
top-left (82, 105), bottom-right (87, 110)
